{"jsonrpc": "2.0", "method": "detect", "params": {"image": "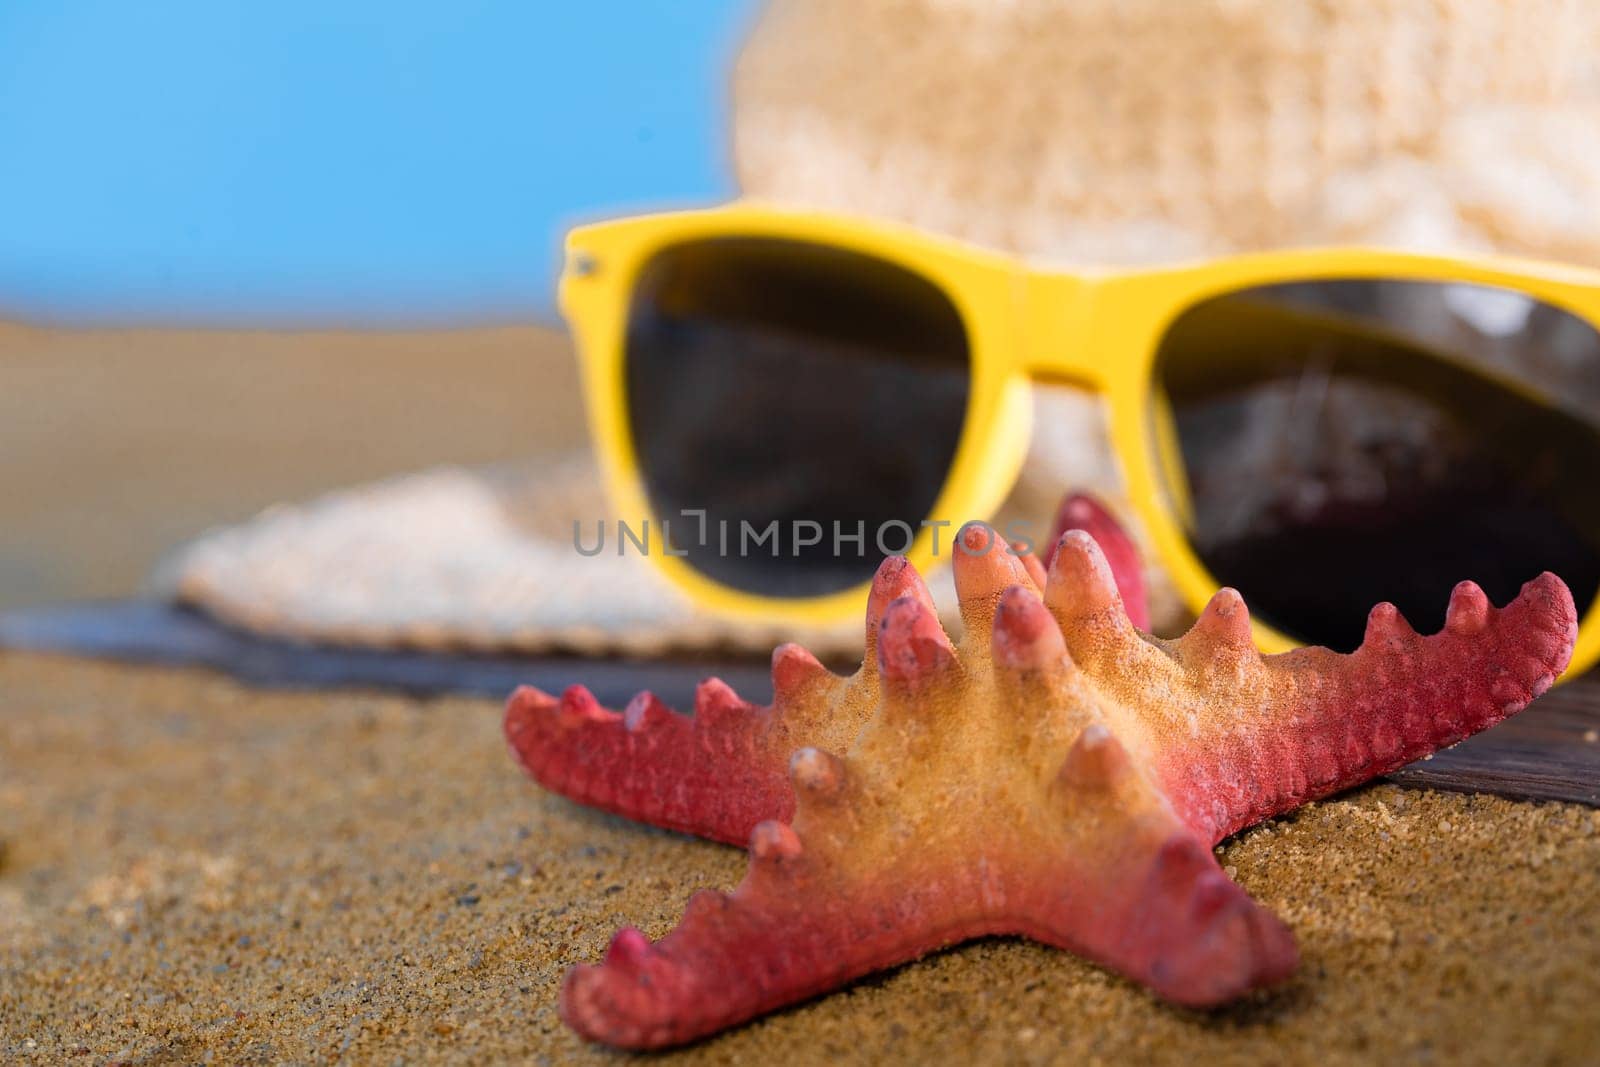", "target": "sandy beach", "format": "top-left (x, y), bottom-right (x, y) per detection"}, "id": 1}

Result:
top-left (3, 652), bottom-right (1598, 1065)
